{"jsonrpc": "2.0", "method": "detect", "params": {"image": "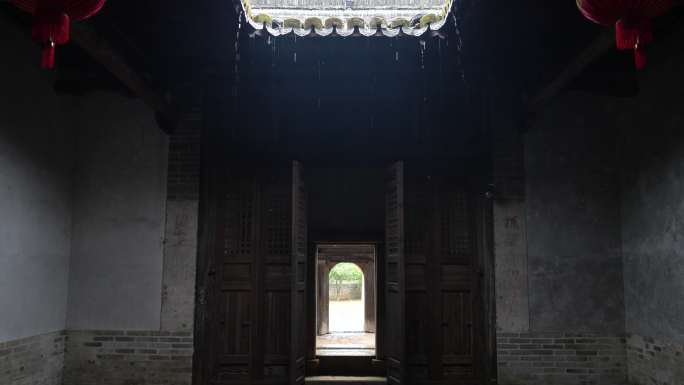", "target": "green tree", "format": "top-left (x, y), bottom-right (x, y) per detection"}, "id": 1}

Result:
top-left (329, 263), bottom-right (362, 283)
top-left (329, 263), bottom-right (363, 300)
